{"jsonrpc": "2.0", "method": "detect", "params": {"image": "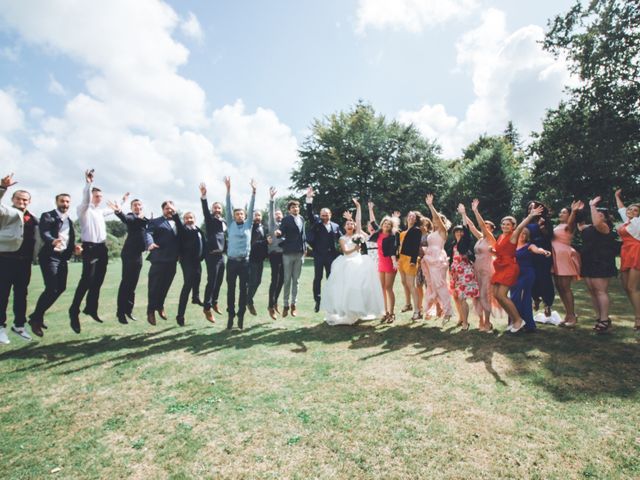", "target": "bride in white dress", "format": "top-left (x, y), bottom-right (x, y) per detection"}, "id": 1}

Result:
top-left (322, 198), bottom-right (385, 325)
